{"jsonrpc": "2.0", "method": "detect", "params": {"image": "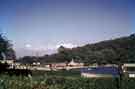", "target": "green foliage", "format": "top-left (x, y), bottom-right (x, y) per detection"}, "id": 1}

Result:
top-left (0, 75), bottom-right (33, 89)
top-left (1, 73), bottom-right (135, 89)
top-left (0, 34), bottom-right (16, 60)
